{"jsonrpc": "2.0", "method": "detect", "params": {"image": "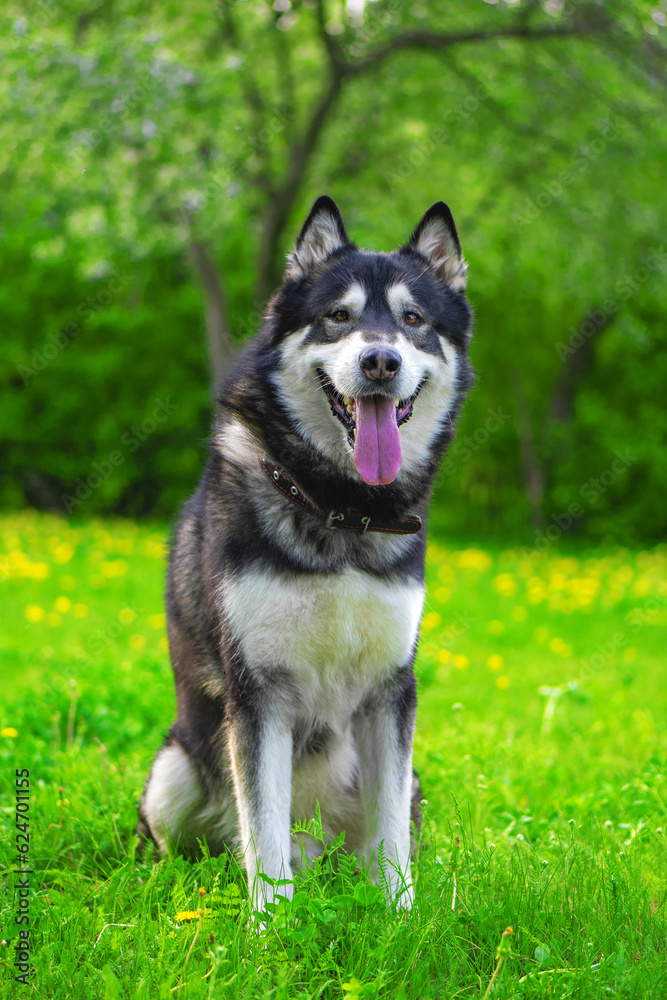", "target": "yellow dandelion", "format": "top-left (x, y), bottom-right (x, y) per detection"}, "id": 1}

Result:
top-left (21, 561), bottom-right (49, 580)
top-left (487, 654), bottom-right (504, 671)
top-left (453, 654), bottom-right (469, 670)
top-left (421, 611), bottom-right (441, 632)
top-left (175, 909), bottom-right (212, 921)
top-left (511, 605), bottom-right (527, 621)
top-left (46, 613), bottom-right (62, 628)
top-left (493, 573), bottom-right (517, 597)
top-left (118, 607), bottom-right (136, 624)
top-left (101, 560), bottom-right (128, 578)
top-left (488, 619), bottom-right (505, 635)
top-left (615, 565), bottom-right (634, 584)
top-left (25, 605), bottom-right (45, 623)
top-left (53, 543), bottom-right (74, 564)
top-left (549, 637), bottom-right (572, 657)
top-left (54, 595), bottom-right (71, 614)
top-left (458, 549), bottom-right (492, 571)
top-left (159, 636), bottom-right (169, 652)
top-left (1, 727), bottom-right (18, 738)
top-left (130, 634), bottom-right (146, 651)
top-left (496, 675), bottom-right (511, 690)
top-left (437, 649), bottom-right (452, 664)
top-left (148, 613), bottom-right (166, 630)
top-left (144, 540), bottom-right (167, 559)
top-left (73, 603), bottom-right (88, 618)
